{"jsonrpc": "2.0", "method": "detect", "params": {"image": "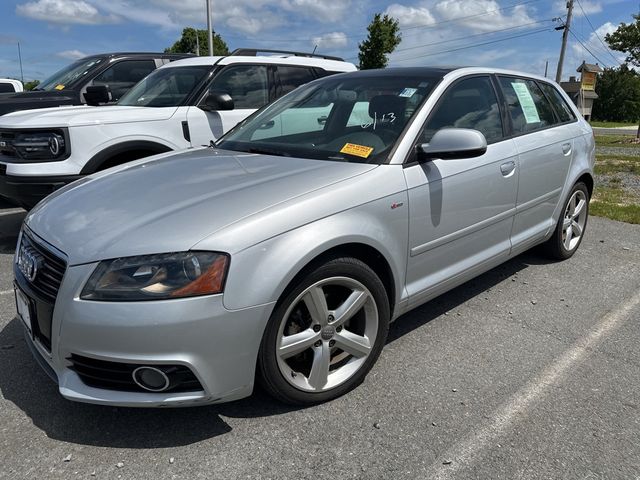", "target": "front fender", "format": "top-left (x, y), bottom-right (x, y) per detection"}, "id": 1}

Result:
top-left (220, 193), bottom-right (409, 312)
